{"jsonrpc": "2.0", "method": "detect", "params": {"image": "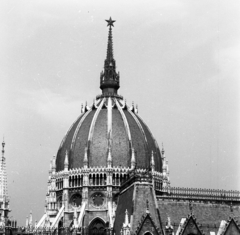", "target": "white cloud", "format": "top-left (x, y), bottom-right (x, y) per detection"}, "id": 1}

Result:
top-left (17, 88), bottom-right (84, 124)
top-left (214, 43), bottom-right (240, 75)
